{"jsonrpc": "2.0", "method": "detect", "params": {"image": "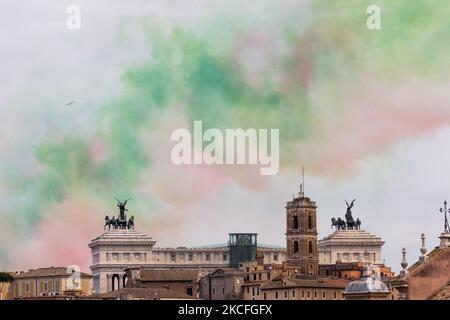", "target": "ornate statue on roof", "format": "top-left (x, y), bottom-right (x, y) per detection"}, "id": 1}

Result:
top-left (104, 198), bottom-right (135, 230)
top-left (330, 198), bottom-right (361, 231)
